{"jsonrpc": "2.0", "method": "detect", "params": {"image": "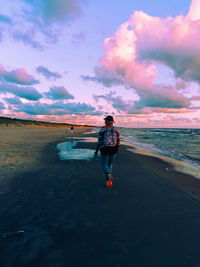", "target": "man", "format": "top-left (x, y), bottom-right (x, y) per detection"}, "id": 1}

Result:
top-left (94, 115), bottom-right (120, 187)
top-left (67, 125), bottom-right (74, 136)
